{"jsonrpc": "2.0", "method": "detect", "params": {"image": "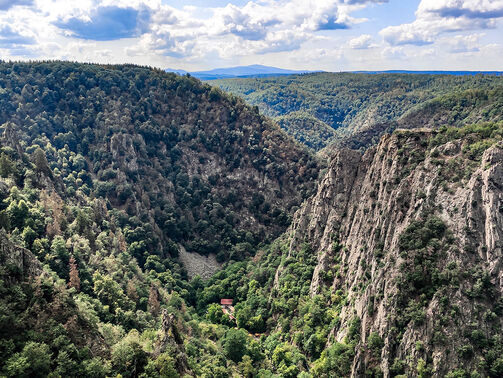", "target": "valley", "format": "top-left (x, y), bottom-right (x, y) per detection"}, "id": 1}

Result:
top-left (0, 62), bottom-right (502, 377)
top-left (215, 73), bottom-right (503, 152)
